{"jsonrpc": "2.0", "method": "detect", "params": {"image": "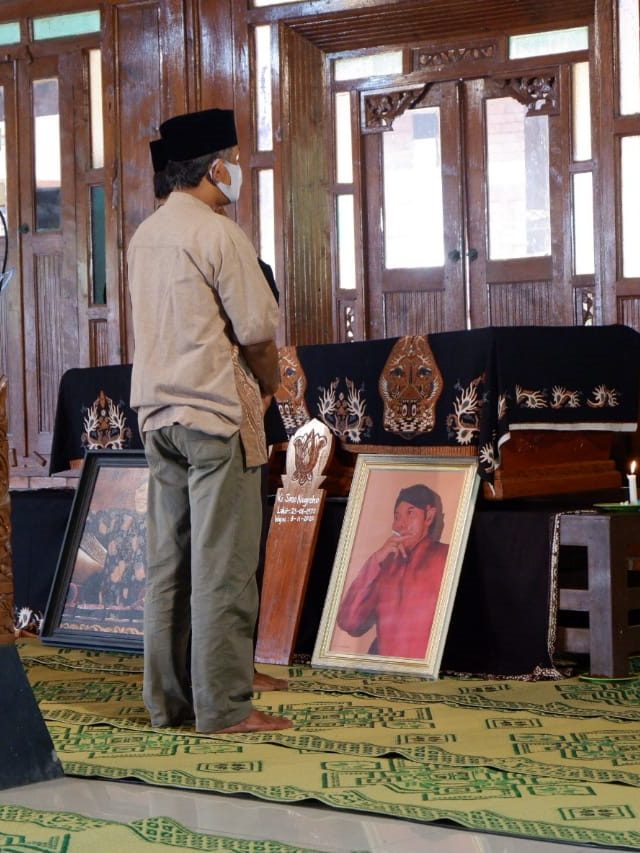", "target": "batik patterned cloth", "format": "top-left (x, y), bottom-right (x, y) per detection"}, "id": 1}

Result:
top-left (271, 325), bottom-right (640, 483)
